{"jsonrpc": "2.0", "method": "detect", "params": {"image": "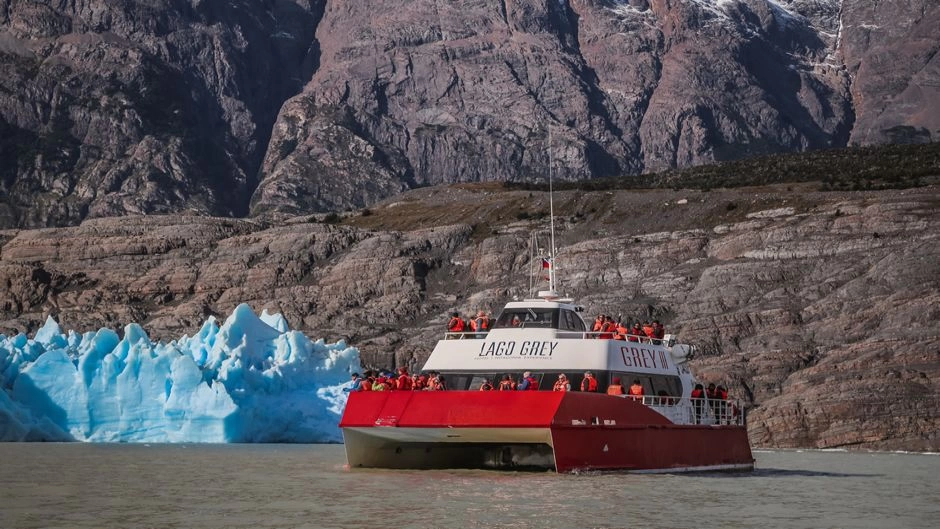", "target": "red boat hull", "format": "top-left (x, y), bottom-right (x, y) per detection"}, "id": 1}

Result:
top-left (340, 391), bottom-right (754, 473)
